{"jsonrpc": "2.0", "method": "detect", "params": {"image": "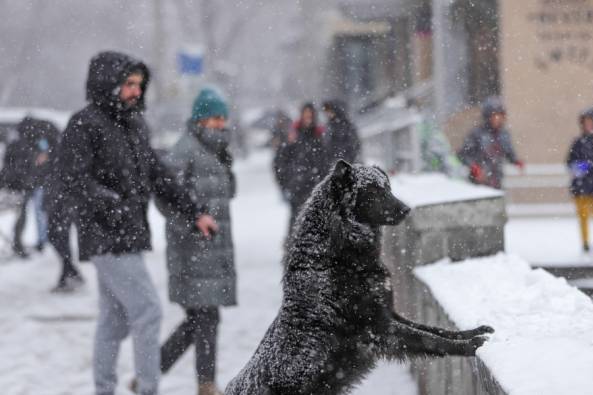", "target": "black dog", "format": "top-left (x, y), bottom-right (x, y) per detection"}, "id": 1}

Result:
top-left (225, 160), bottom-right (493, 395)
